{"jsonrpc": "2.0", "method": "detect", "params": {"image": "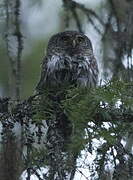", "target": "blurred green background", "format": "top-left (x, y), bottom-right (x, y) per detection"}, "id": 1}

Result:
top-left (0, 0), bottom-right (105, 99)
